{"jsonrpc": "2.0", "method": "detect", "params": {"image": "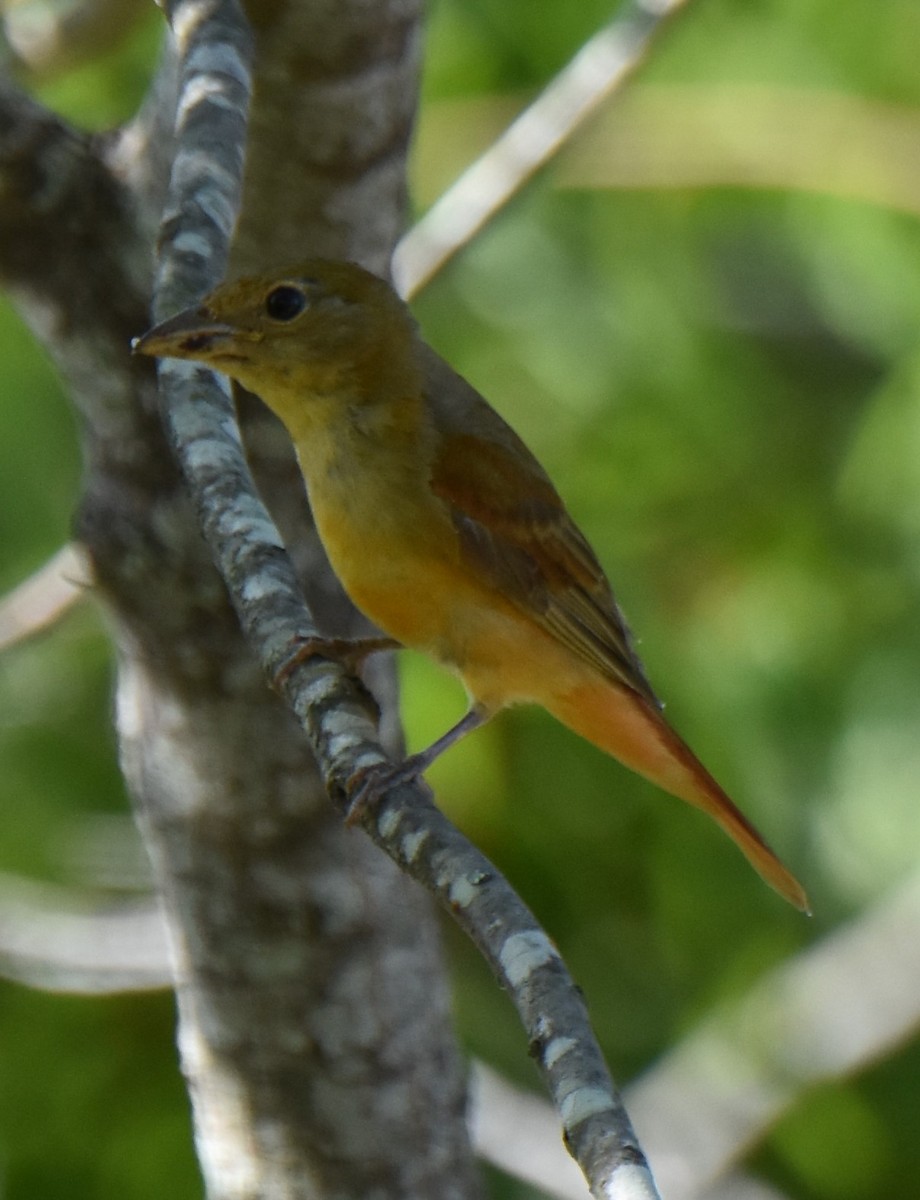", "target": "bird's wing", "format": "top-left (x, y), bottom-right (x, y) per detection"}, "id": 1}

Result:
top-left (422, 347), bottom-right (661, 706)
